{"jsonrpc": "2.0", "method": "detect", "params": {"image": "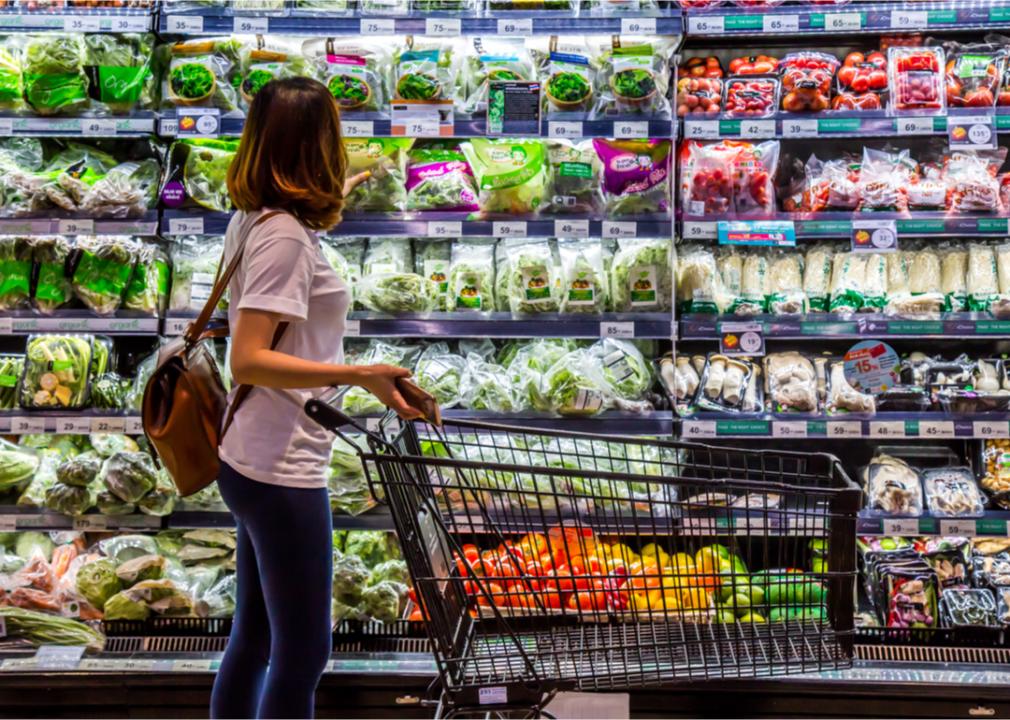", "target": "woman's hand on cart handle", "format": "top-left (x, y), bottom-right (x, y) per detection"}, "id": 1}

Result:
top-left (358, 364), bottom-right (425, 421)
